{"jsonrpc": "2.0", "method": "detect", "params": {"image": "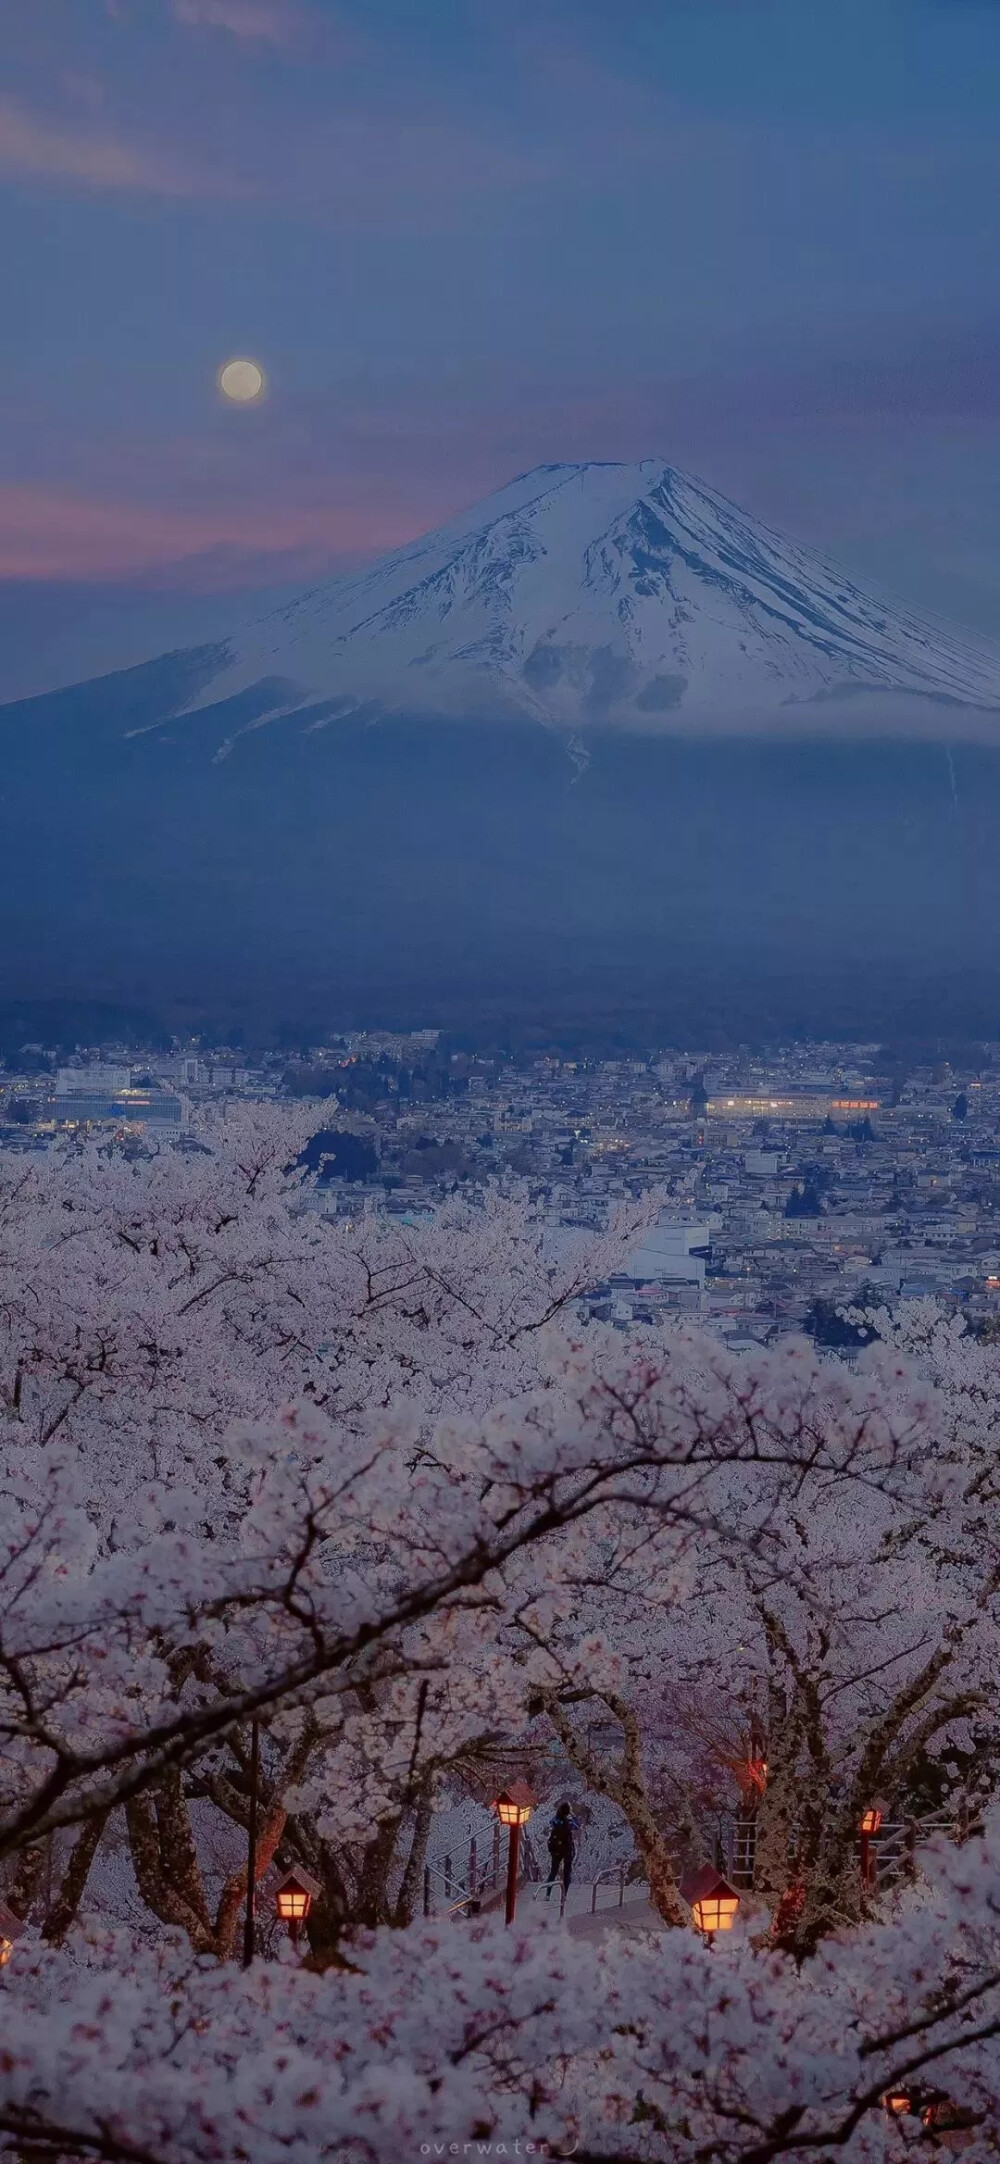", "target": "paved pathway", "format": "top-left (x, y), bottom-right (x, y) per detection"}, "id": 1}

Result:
top-left (518, 1882), bottom-right (665, 1941)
